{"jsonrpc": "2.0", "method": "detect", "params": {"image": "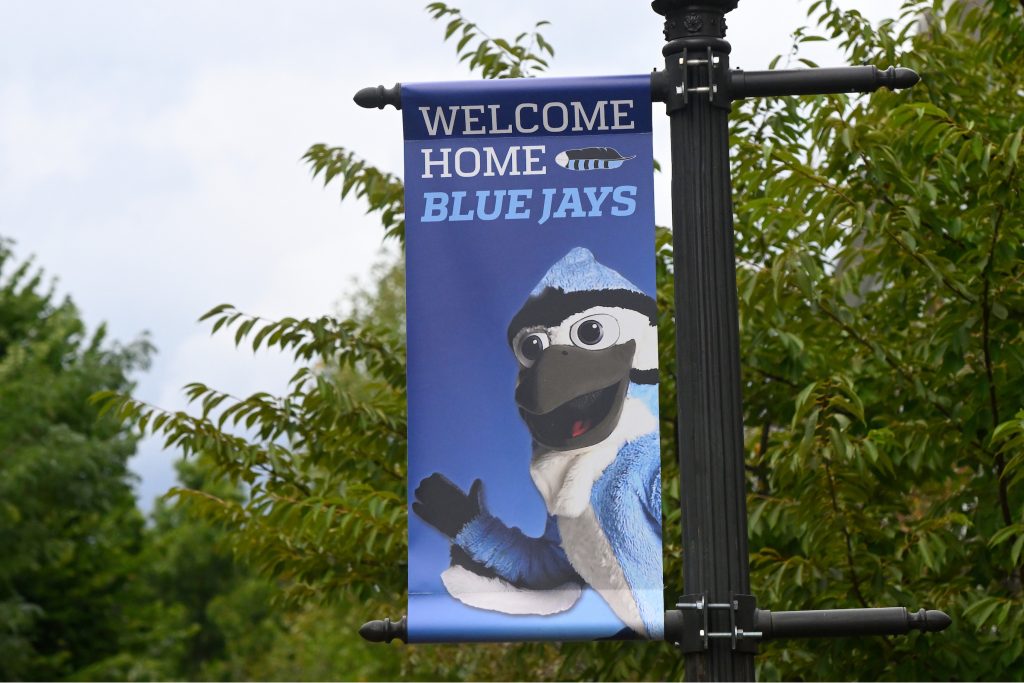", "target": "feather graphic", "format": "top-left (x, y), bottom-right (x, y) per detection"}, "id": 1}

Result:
top-left (554, 147), bottom-right (636, 171)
